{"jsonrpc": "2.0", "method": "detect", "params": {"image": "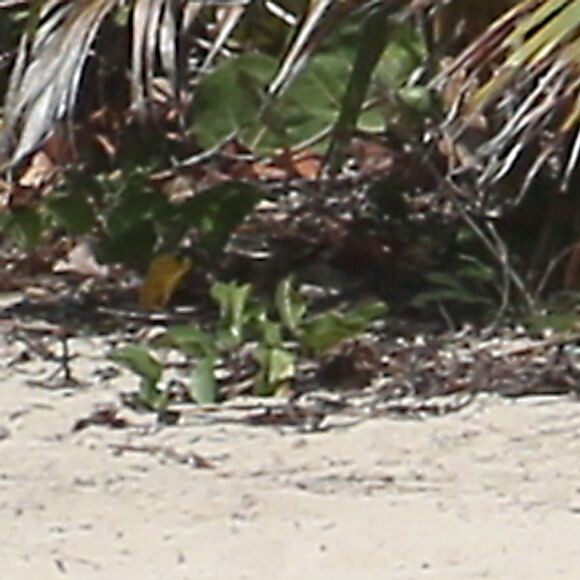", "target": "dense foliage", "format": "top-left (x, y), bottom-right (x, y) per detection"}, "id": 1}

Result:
top-left (3, 1), bottom-right (580, 366)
